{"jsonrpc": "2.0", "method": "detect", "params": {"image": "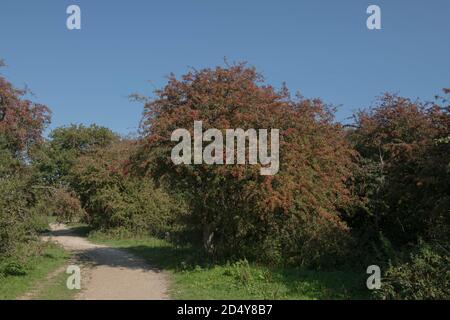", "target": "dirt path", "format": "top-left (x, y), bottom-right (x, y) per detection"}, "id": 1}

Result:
top-left (43, 223), bottom-right (169, 300)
